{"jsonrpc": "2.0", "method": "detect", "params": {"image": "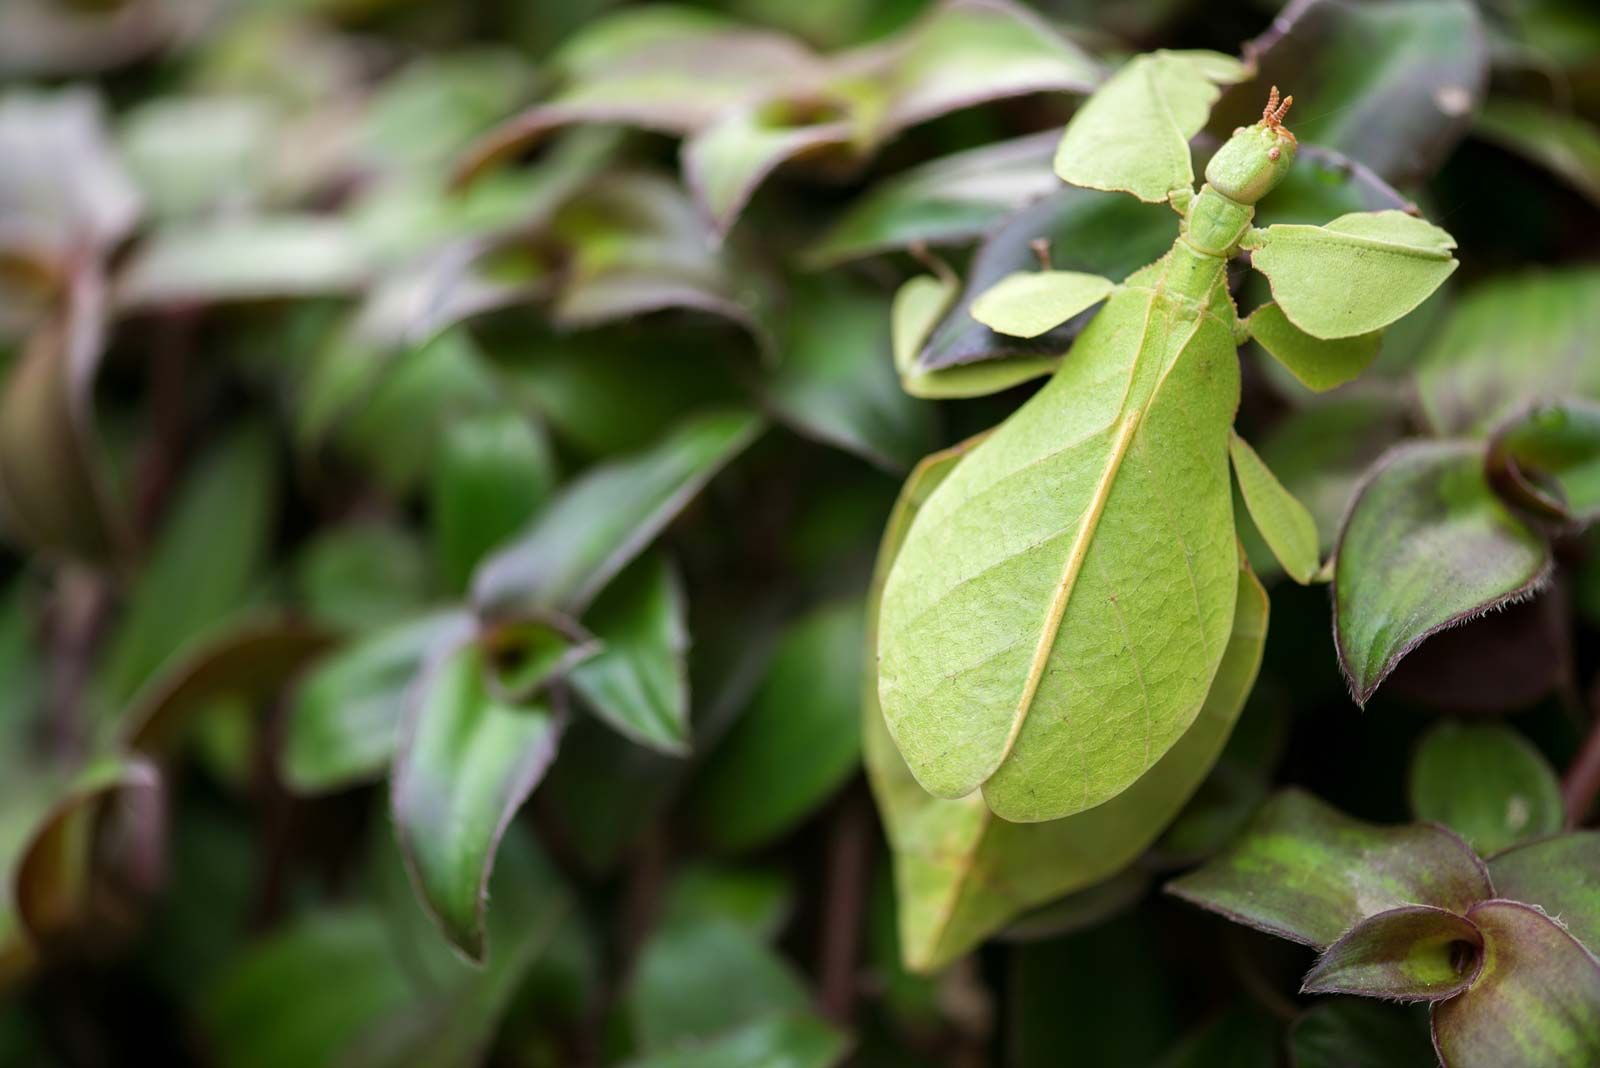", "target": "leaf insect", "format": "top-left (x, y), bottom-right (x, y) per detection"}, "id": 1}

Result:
top-left (877, 53), bottom-right (1458, 824)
